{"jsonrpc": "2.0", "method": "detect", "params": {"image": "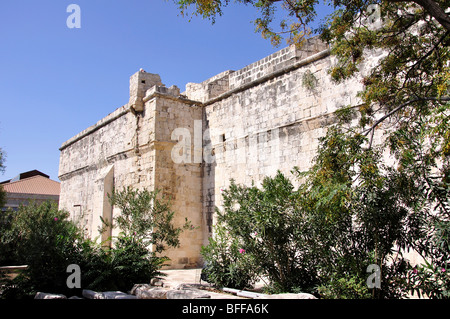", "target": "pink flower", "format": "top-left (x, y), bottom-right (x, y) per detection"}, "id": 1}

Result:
top-left (54, 217), bottom-right (58, 221)
top-left (442, 268), bottom-right (446, 272)
top-left (239, 248), bottom-right (246, 254)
